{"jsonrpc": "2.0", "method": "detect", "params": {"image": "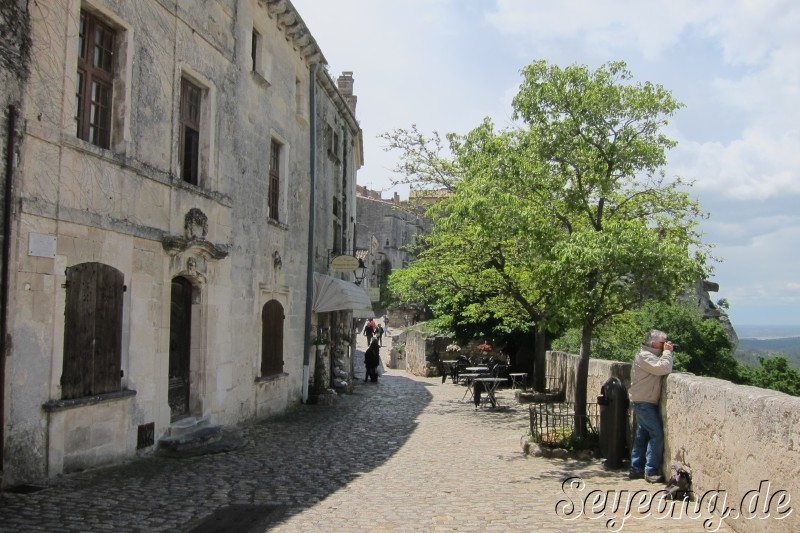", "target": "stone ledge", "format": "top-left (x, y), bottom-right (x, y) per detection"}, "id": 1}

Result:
top-left (42, 389), bottom-right (137, 413)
